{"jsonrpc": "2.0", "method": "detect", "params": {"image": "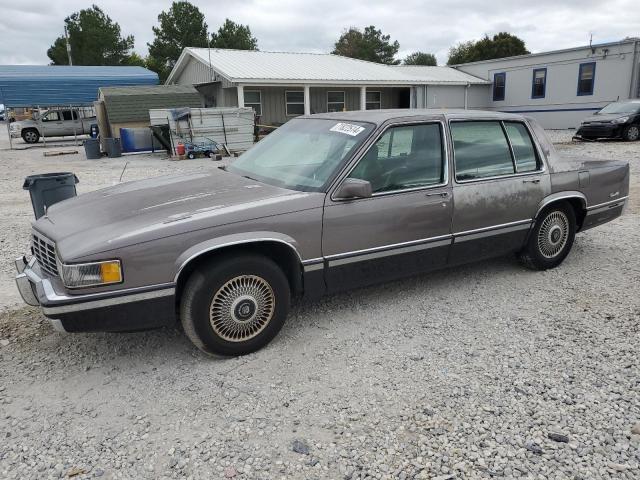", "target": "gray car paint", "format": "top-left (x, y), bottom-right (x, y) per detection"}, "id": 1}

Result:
top-left (24, 109), bottom-right (630, 312)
